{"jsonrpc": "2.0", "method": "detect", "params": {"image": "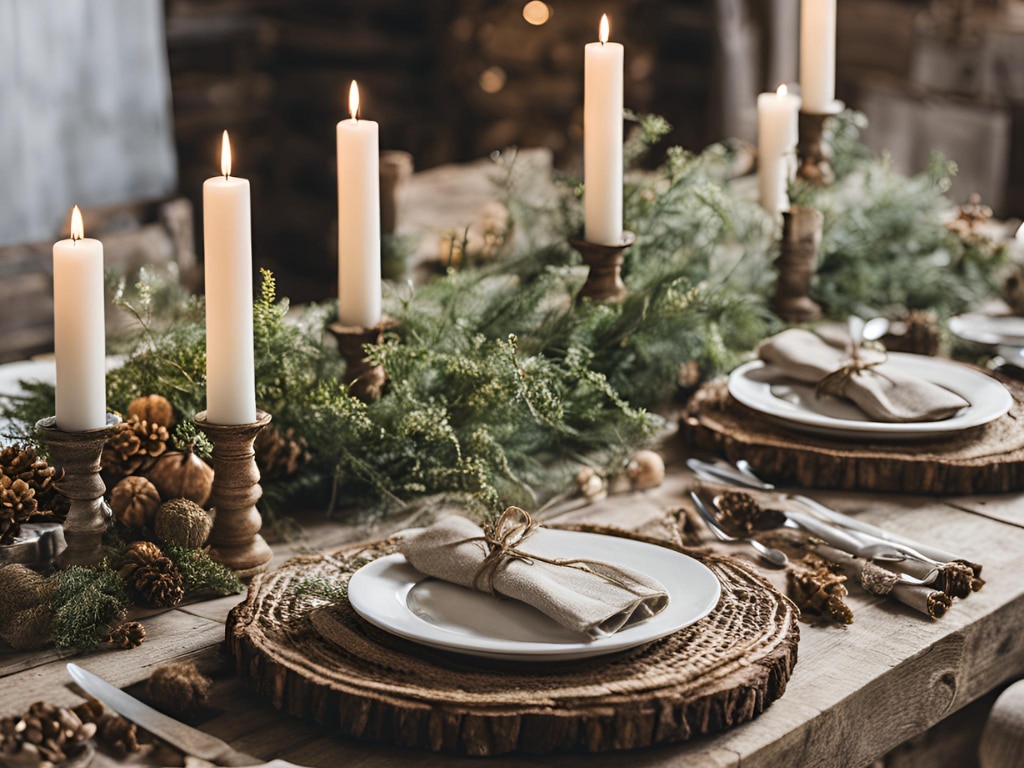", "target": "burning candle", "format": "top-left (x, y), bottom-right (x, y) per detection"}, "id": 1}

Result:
top-left (584, 13), bottom-right (624, 246)
top-left (203, 131), bottom-right (257, 425)
top-left (757, 83), bottom-right (801, 214)
top-left (53, 205), bottom-right (106, 432)
top-left (800, 0), bottom-right (837, 113)
top-left (337, 80), bottom-right (382, 328)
